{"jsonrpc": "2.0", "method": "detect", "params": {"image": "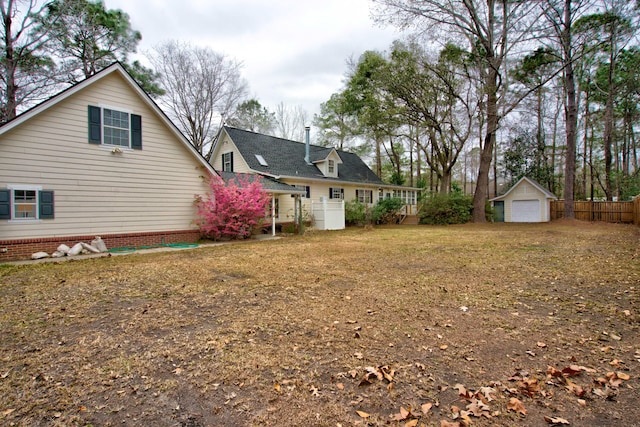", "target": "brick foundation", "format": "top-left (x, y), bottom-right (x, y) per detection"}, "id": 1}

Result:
top-left (0, 229), bottom-right (201, 262)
